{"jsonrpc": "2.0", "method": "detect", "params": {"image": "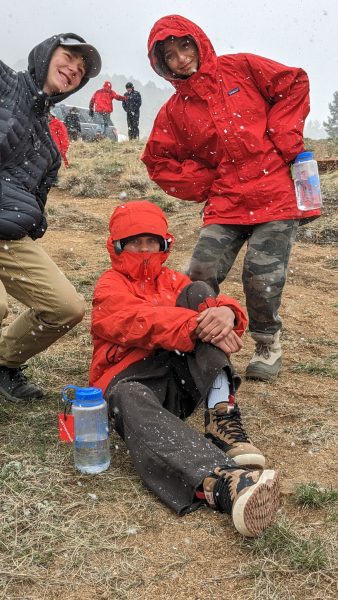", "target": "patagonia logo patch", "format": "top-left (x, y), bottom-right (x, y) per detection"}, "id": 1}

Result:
top-left (227, 87), bottom-right (240, 96)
